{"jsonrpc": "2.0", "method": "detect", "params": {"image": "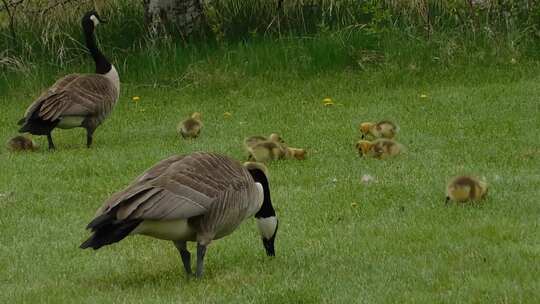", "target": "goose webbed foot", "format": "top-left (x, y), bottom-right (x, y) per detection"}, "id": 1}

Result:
top-left (195, 243), bottom-right (207, 278)
top-left (47, 133), bottom-right (56, 150)
top-left (173, 240), bottom-right (192, 276)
